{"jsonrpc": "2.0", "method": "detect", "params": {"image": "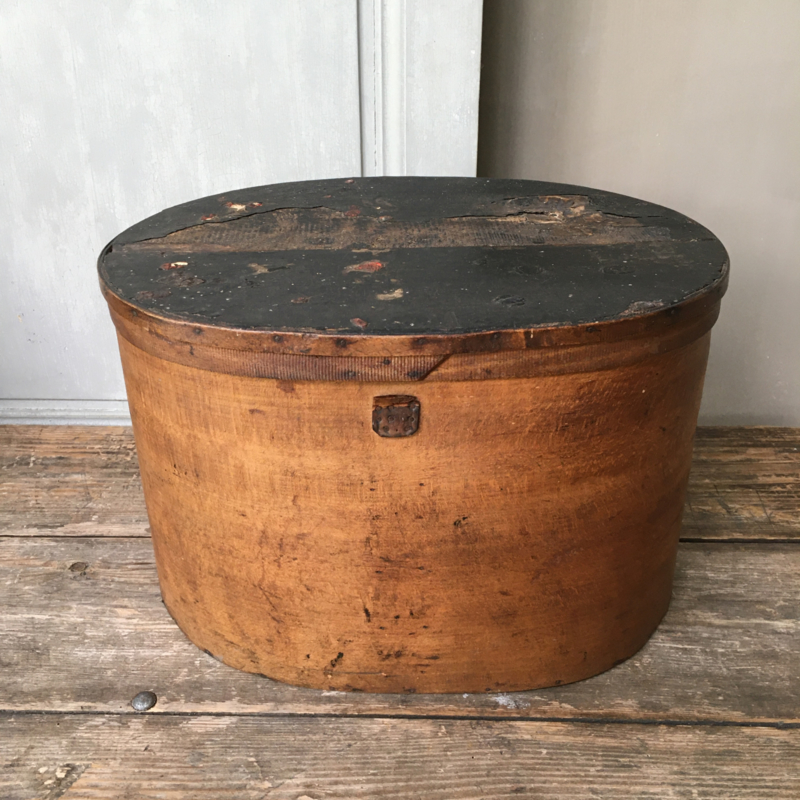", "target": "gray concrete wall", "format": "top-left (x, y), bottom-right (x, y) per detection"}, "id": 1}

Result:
top-left (479, 0), bottom-right (800, 425)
